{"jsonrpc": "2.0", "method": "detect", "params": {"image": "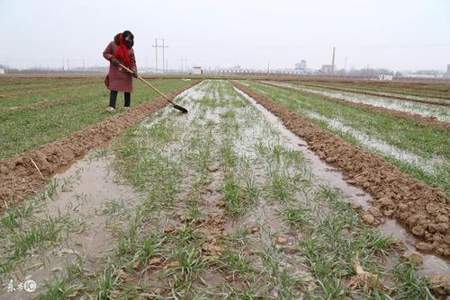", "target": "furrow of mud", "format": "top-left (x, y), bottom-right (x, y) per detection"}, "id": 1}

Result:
top-left (233, 81), bottom-right (450, 258)
top-left (263, 81), bottom-right (450, 131)
top-left (0, 81), bottom-right (200, 212)
top-left (300, 83), bottom-right (450, 107)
